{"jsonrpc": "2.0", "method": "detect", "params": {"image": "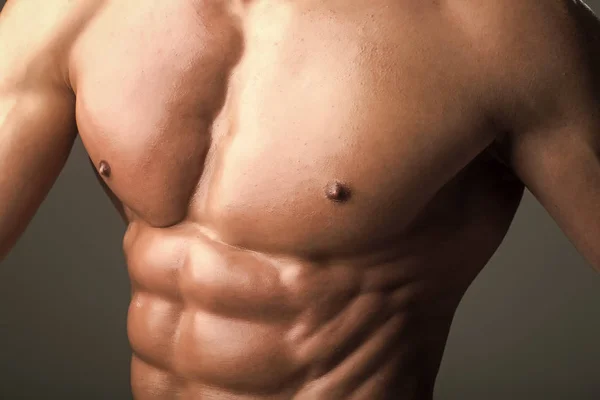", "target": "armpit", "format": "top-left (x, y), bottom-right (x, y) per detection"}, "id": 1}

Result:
top-left (482, 134), bottom-right (522, 183)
